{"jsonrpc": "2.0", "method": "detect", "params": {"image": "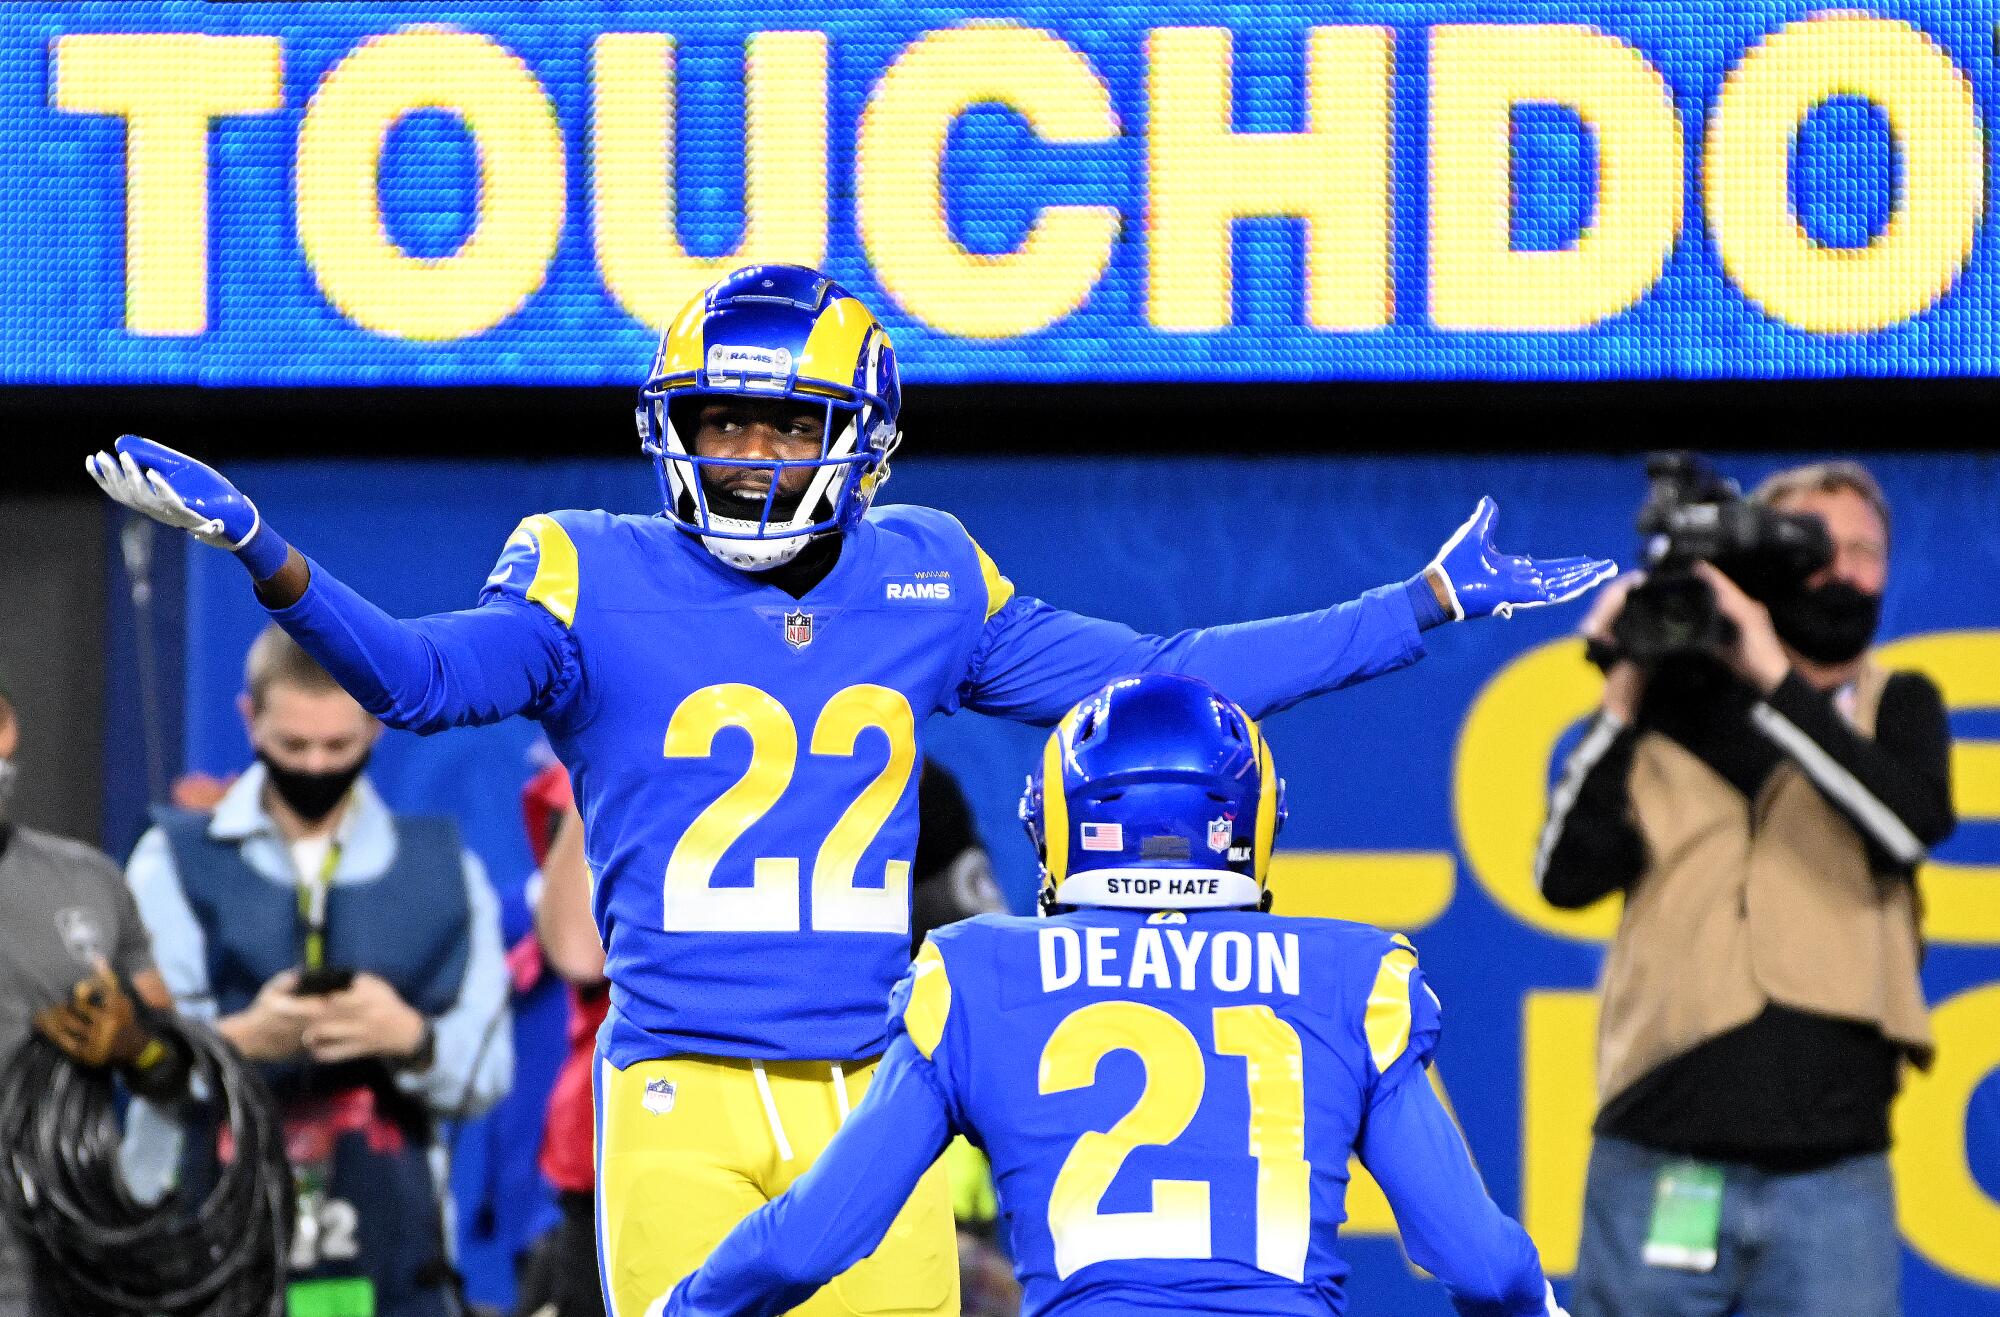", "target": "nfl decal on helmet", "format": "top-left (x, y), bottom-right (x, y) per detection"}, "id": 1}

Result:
top-left (637, 264), bottom-right (903, 572)
top-left (1020, 673), bottom-right (1287, 914)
